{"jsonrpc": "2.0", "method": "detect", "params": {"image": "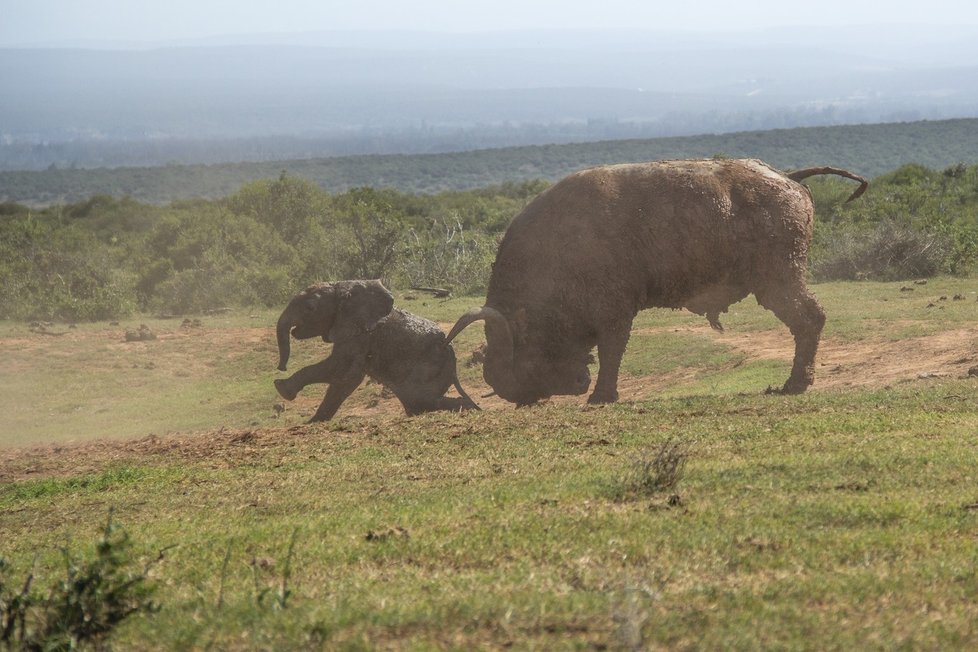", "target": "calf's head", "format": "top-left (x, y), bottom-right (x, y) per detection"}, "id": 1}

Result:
top-left (276, 280), bottom-right (394, 371)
